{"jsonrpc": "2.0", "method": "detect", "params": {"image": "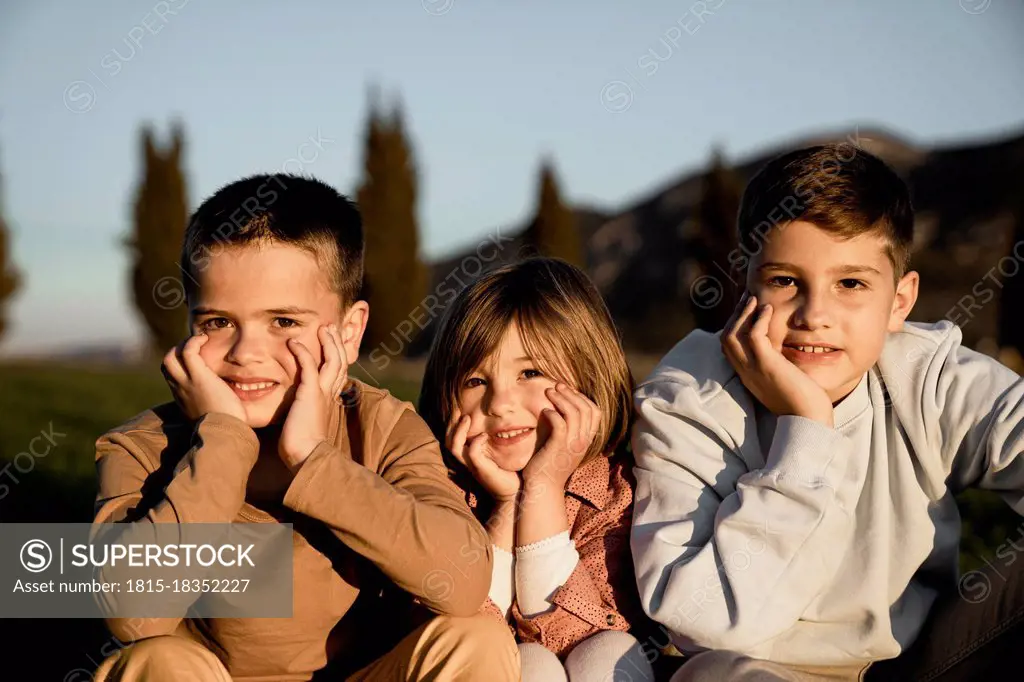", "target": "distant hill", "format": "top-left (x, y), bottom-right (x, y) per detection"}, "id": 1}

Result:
top-left (2, 342), bottom-right (146, 365)
top-left (423, 126), bottom-right (1024, 354)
